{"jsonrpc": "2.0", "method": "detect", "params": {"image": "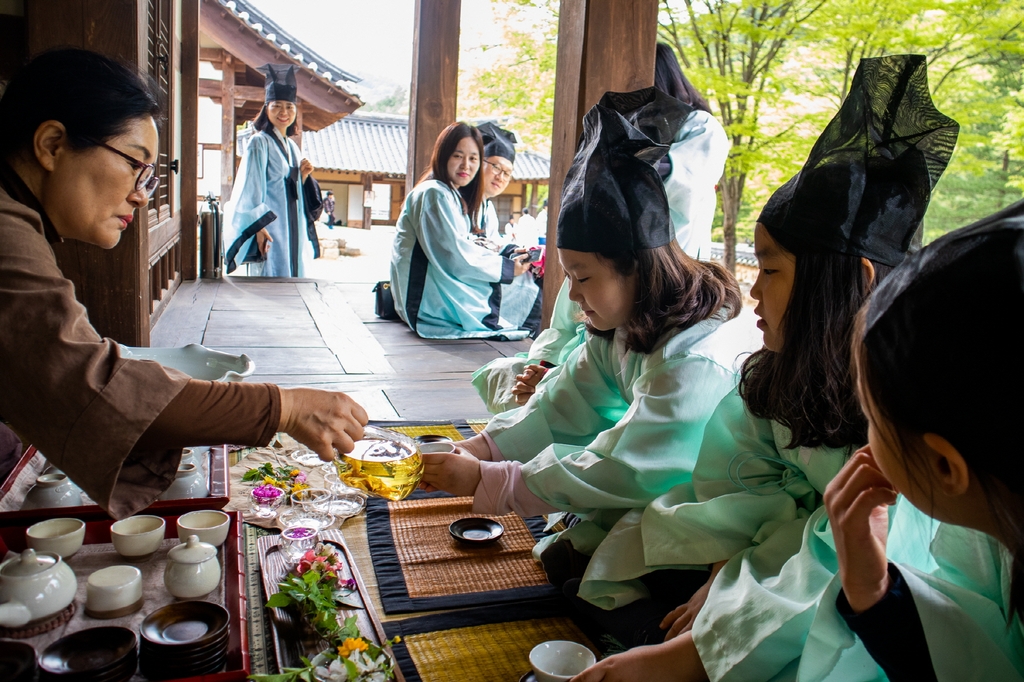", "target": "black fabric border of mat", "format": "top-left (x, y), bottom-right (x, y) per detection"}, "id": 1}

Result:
top-left (366, 488), bottom-right (560, 614)
top-left (383, 597), bottom-right (606, 682)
